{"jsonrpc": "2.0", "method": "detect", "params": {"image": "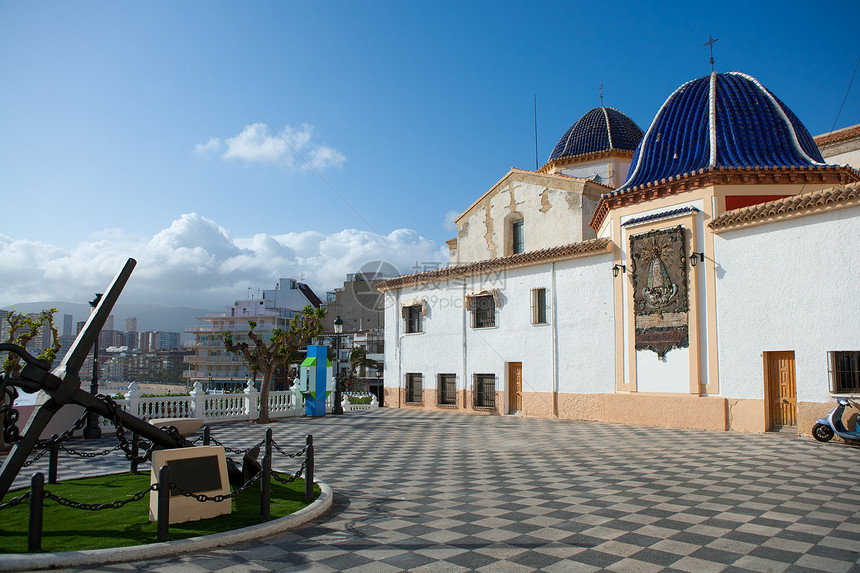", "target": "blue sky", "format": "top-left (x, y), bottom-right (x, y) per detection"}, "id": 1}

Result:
top-left (1, 0), bottom-right (858, 309)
